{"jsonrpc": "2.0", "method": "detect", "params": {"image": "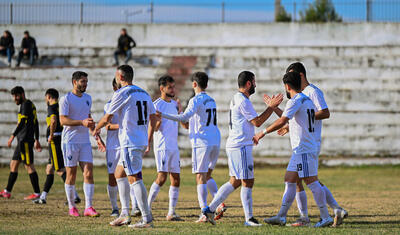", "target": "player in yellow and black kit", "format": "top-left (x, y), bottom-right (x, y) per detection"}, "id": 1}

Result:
top-left (32, 89), bottom-right (79, 204)
top-left (0, 86), bottom-right (42, 200)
